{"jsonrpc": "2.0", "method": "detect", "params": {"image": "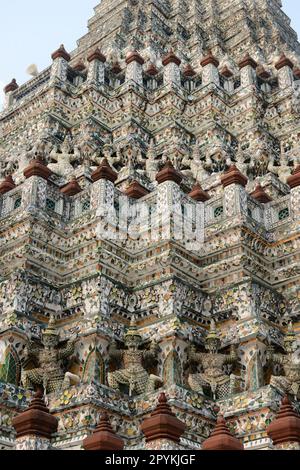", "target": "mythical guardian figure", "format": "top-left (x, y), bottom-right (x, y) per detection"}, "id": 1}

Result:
top-left (188, 320), bottom-right (239, 399)
top-left (267, 323), bottom-right (300, 399)
top-left (21, 316), bottom-right (80, 393)
top-left (248, 137), bottom-right (272, 177)
top-left (107, 321), bottom-right (162, 396)
top-left (48, 135), bottom-right (80, 177)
